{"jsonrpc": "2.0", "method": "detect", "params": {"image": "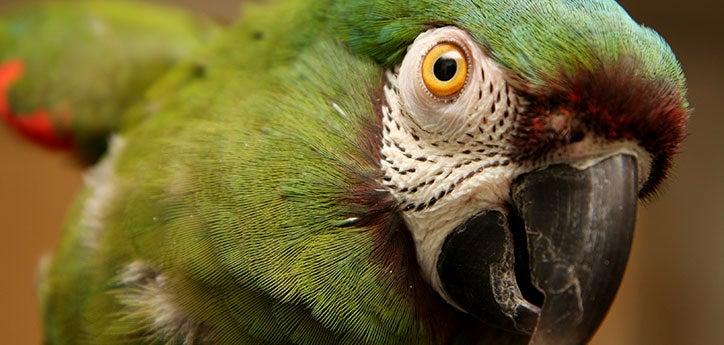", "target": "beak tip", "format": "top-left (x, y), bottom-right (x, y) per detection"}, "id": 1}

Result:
top-left (513, 154), bottom-right (638, 345)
